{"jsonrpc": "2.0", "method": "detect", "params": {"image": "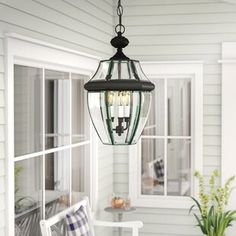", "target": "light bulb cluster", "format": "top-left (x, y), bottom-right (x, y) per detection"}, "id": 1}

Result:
top-left (106, 91), bottom-right (132, 136)
top-left (119, 91), bottom-right (131, 106)
top-left (107, 91), bottom-right (131, 106)
top-left (107, 91), bottom-right (131, 117)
